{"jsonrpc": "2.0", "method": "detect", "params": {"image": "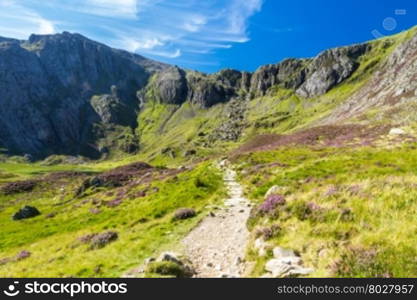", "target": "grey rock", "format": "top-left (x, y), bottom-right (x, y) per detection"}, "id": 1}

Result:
top-left (296, 44), bottom-right (370, 98)
top-left (157, 252), bottom-right (183, 265)
top-left (186, 72), bottom-right (237, 107)
top-left (13, 206), bottom-right (41, 220)
top-left (154, 66), bottom-right (188, 104)
top-left (250, 58), bottom-right (308, 97)
top-left (389, 128), bottom-right (406, 135)
top-left (265, 260), bottom-right (293, 277)
top-left (272, 247), bottom-right (297, 259)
